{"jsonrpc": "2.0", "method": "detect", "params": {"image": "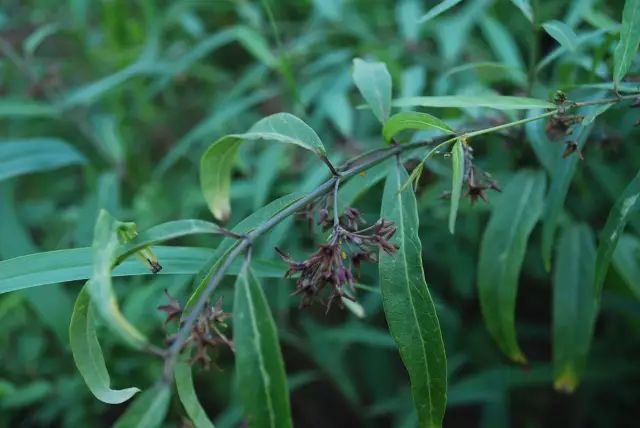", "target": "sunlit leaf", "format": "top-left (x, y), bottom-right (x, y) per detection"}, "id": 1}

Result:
top-left (379, 161), bottom-right (447, 427)
top-left (200, 114), bottom-right (326, 220)
top-left (175, 361), bottom-right (215, 428)
top-left (391, 95), bottom-right (554, 110)
top-left (613, 0), bottom-right (640, 85)
top-left (552, 223), bottom-right (596, 392)
top-left (478, 170), bottom-right (546, 362)
top-left (234, 267), bottom-right (292, 428)
top-left (0, 138), bottom-right (85, 182)
top-left (352, 58), bottom-right (392, 124)
top-left (69, 286), bottom-right (140, 404)
top-left (113, 385), bottom-right (170, 428)
top-left (382, 111), bottom-right (453, 144)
